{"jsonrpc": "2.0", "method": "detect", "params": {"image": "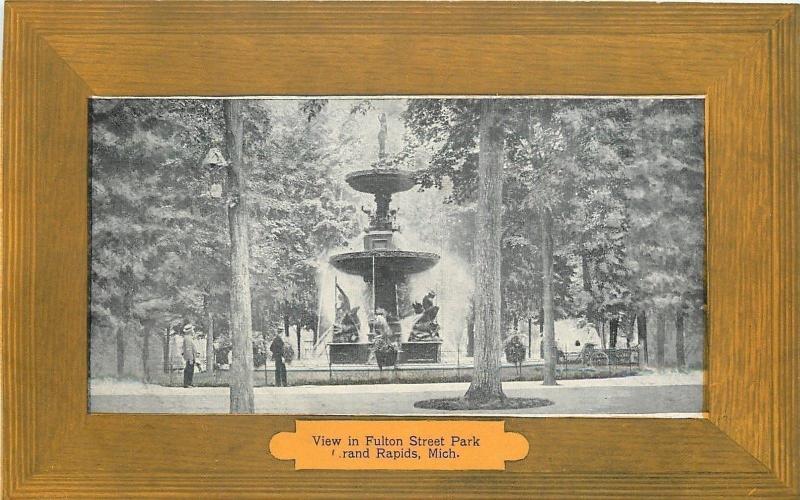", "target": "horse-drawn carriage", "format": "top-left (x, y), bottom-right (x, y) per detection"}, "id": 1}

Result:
top-left (557, 342), bottom-right (639, 371)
